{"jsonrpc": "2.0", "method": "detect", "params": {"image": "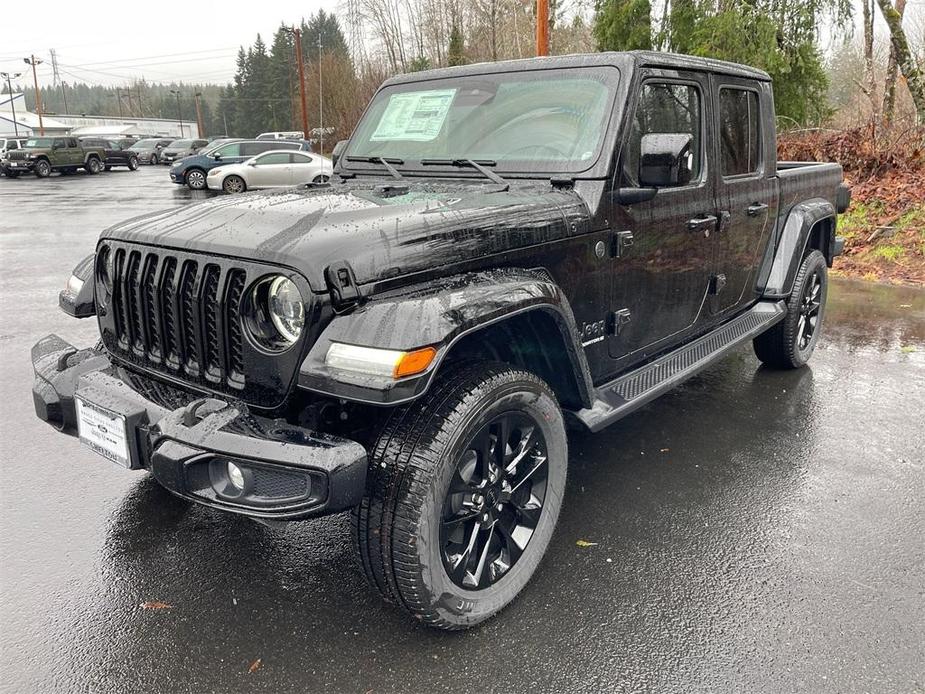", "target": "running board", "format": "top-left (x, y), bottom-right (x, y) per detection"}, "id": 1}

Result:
top-left (571, 300), bottom-right (787, 432)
